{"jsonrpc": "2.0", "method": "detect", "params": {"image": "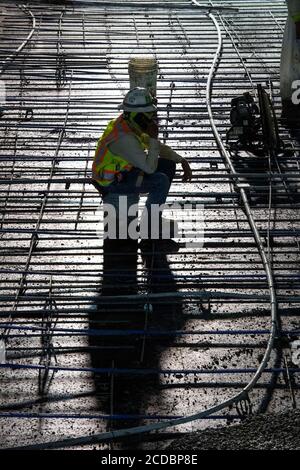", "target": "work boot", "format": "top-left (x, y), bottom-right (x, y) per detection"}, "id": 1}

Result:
top-left (139, 217), bottom-right (179, 240)
top-left (139, 218), bottom-right (179, 254)
top-left (139, 237), bottom-right (179, 254)
top-left (159, 217), bottom-right (179, 239)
